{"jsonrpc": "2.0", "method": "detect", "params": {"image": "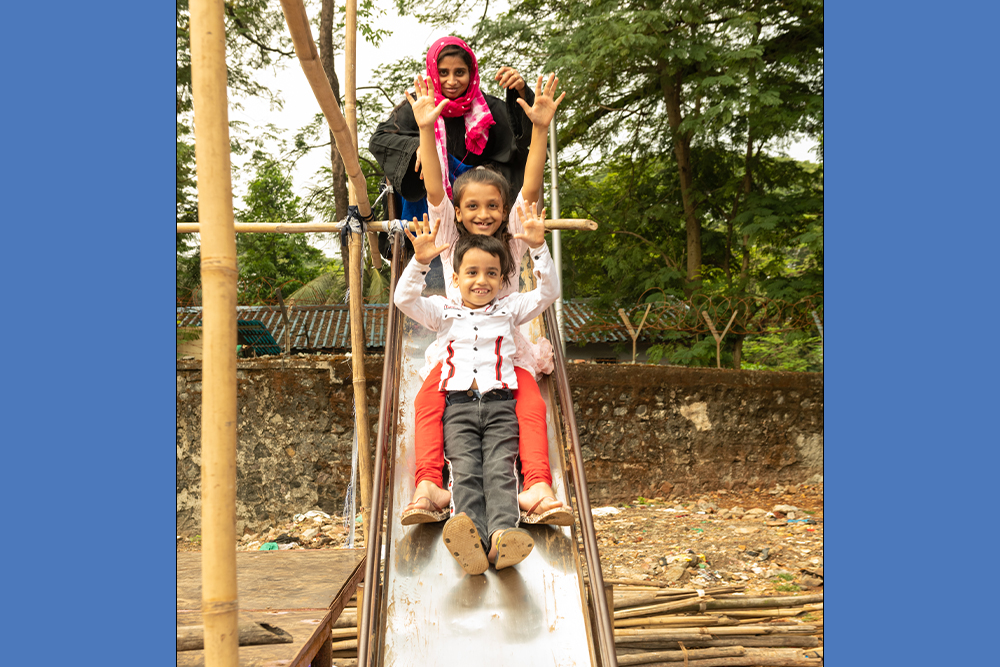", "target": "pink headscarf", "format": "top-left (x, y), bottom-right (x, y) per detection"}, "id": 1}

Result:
top-left (425, 37), bottom-right (495, 198)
